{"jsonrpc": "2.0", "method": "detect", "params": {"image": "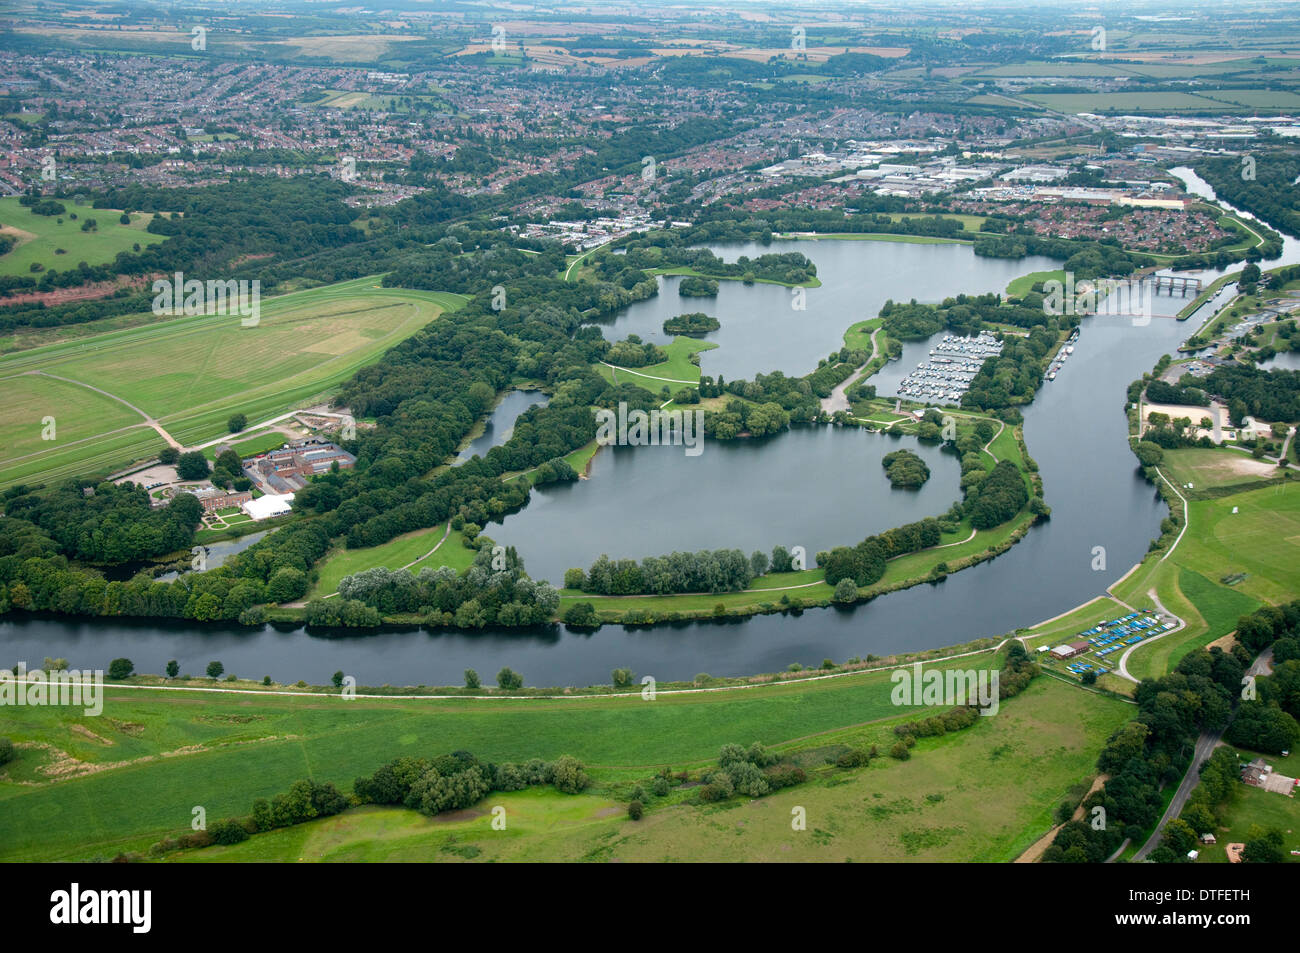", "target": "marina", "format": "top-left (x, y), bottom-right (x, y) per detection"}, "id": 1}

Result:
top-left (896, 332), bottom-right (1003, 403)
